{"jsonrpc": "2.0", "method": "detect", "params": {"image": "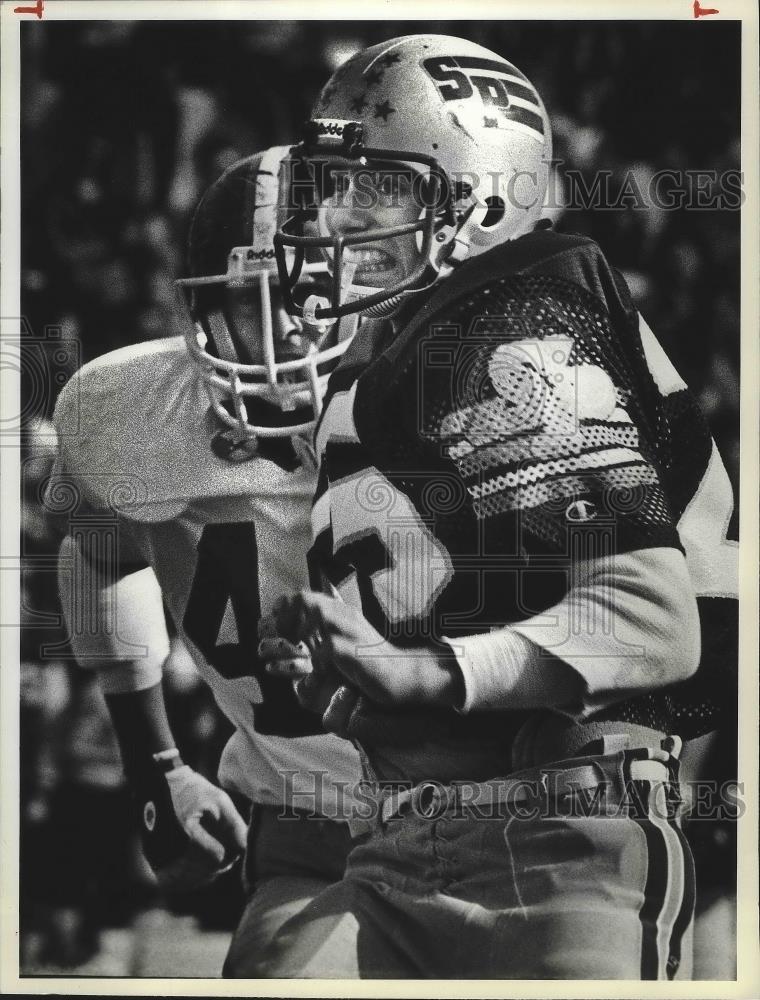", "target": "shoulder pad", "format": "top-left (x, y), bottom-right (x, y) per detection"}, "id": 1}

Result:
top-left (52, 337), bottom-right (184, 436)
top-left (51, 337), bottom-right (306, 520)
top-left (399, 230), bottom-right (635, 347)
